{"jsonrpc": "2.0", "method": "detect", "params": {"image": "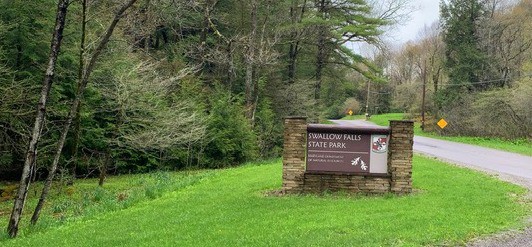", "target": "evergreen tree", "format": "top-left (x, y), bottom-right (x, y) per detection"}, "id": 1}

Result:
top-left (440, 0), bottom-right (487, 90)
top-left (312, 0), bottom-right (386, 100)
